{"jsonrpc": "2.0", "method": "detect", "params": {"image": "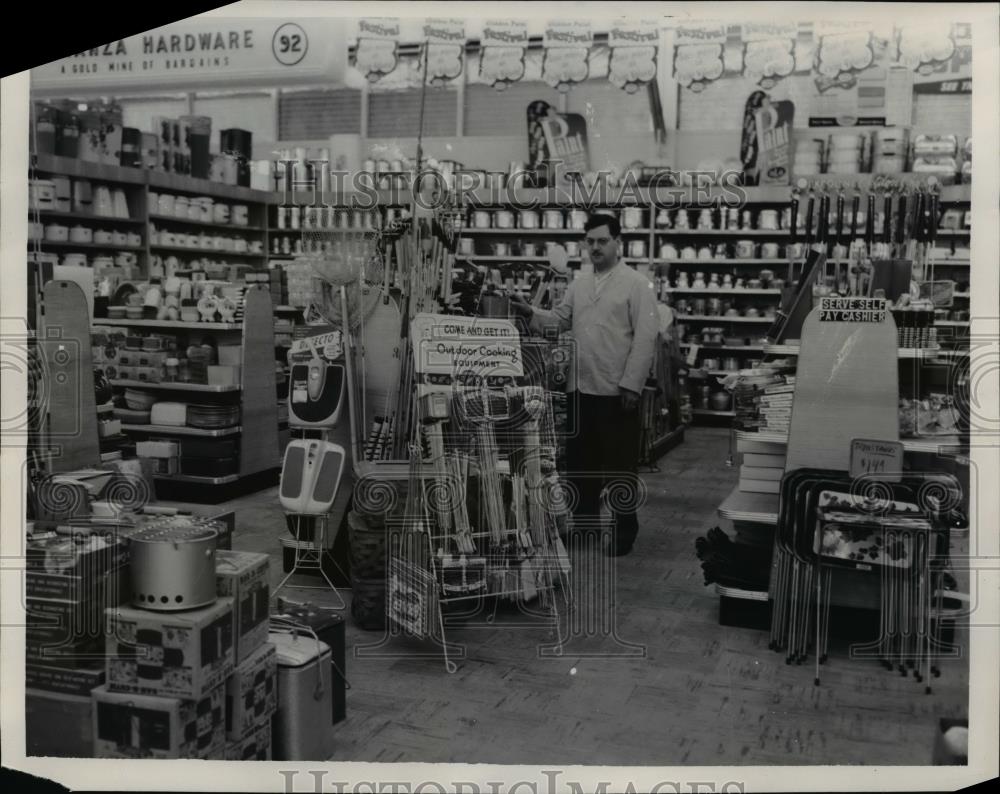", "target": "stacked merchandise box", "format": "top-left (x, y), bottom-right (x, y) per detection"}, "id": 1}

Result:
top-left (215, 550), bottom-right (270, 664)
top-left (26, 690), bottom-right (94, 758)
top-left (97, 598), bottom-right (234, 758)
top-left (225, 642), bottom-right (278, 759)
top-left (91, 684), bottom-right (226, 759)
